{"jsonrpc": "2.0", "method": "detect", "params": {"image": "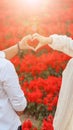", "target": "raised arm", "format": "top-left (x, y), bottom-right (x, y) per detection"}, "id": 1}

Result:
top-left (33, 33), bottom-right (73, 57)
top-left (3, 34), bottom-right (34, 59)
